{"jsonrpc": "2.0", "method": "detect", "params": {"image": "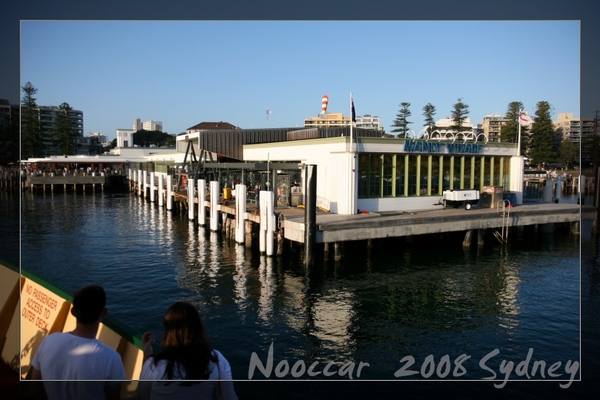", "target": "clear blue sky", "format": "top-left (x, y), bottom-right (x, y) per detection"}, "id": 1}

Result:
top-left (21, 20), bottom-right (579, 141)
